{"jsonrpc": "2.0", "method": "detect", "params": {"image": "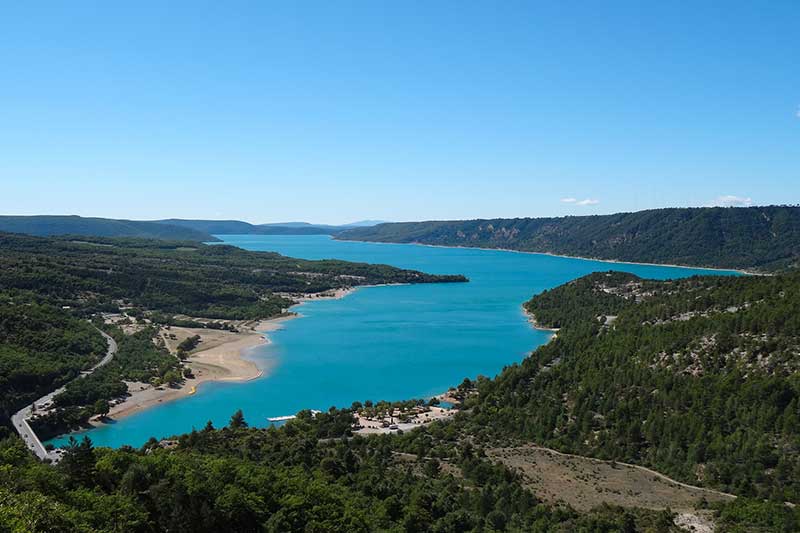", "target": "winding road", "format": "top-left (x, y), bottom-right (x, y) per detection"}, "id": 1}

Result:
top-left (11, 329), bottom-right (117, 462)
